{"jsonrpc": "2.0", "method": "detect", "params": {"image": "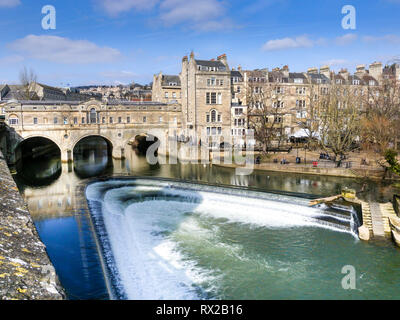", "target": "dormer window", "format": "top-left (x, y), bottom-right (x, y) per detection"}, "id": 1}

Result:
top-left (316, 78), bottom-right (322, 84)
top-left (352, 80), bottom-right (360, 85)
top-left (369, 80), bottom-right (375, 86)
top-left (336, 79), bottom-right (342, 84)
top-left (294, 78), bottom-right (303, 84)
